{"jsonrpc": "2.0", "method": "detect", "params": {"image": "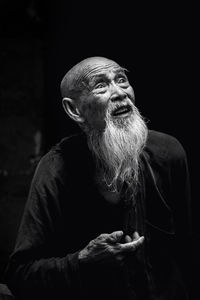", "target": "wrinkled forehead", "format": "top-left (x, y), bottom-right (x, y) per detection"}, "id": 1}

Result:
top-left (75, 58), bottom-right (123, 85)
top-left (61, 57), bottom-right (126, 98)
